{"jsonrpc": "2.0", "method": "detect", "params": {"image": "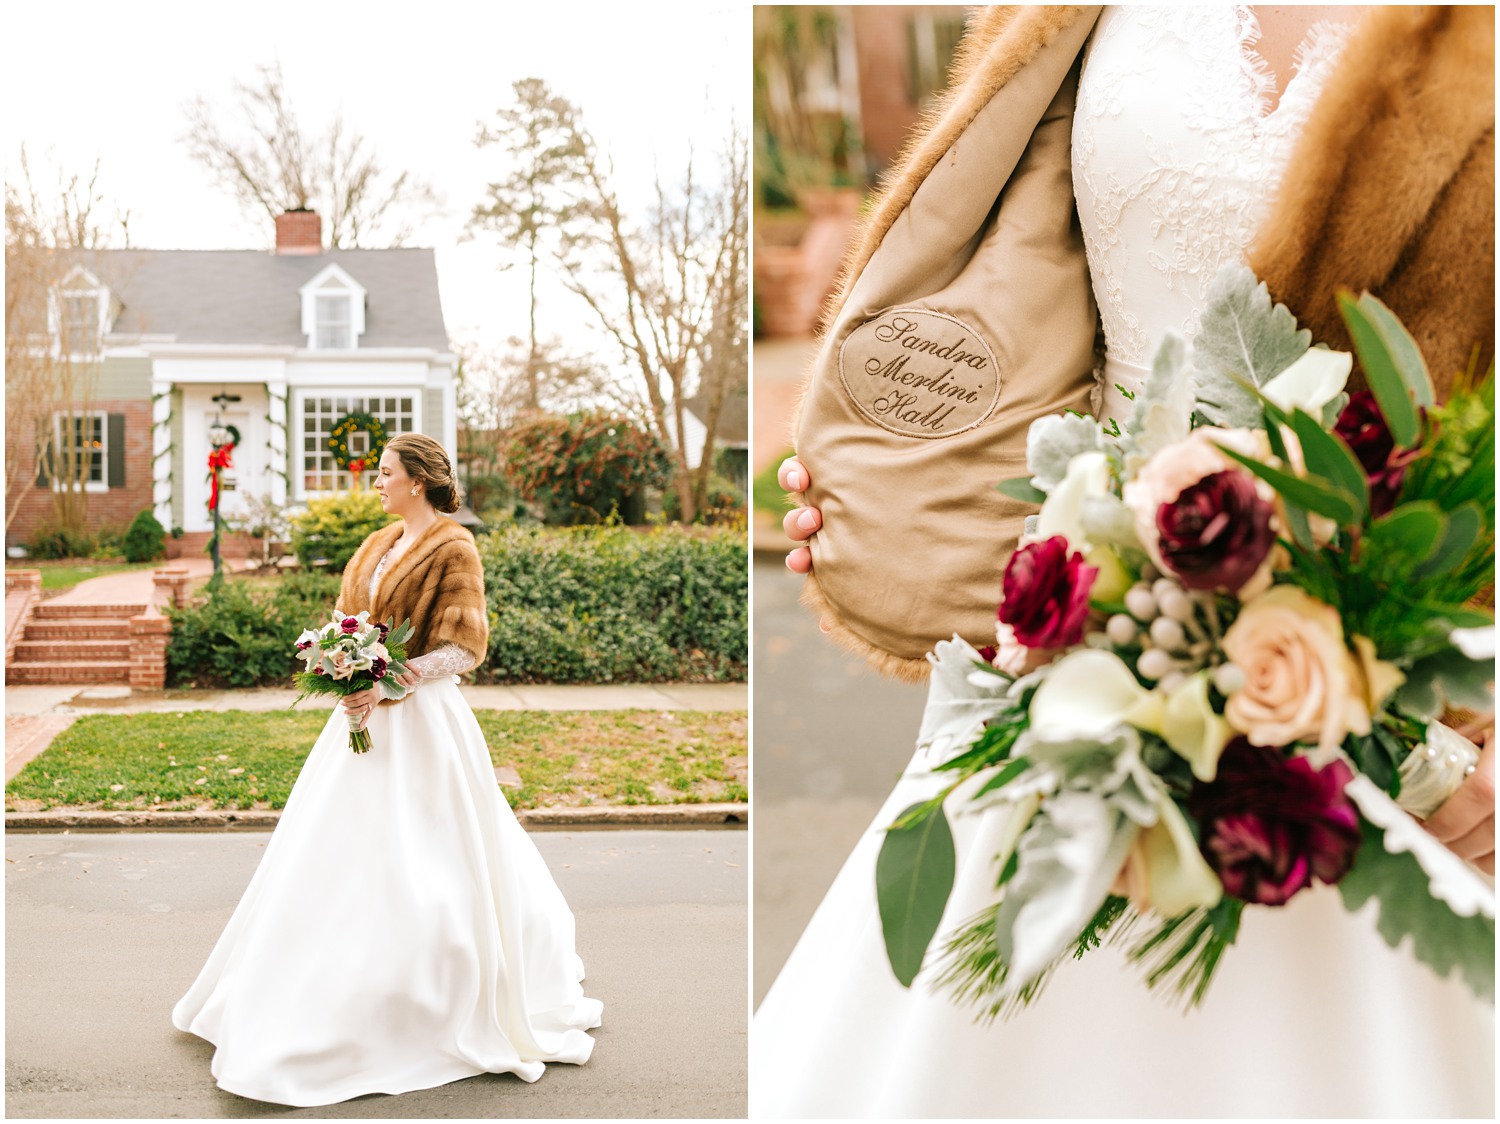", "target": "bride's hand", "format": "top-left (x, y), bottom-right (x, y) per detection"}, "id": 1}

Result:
top-left (1423, 730), bottom-right (1496, 875)
top-left (778, 455), bottom-right (821, 574)
top-left (341, 686), bottom-right (380, 730)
